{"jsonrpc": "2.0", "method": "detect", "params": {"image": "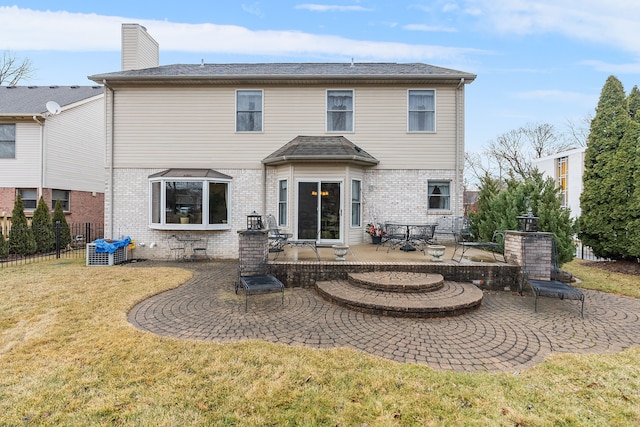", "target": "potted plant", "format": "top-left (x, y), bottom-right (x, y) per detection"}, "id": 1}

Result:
top-left (365, 223), bottom-right (385, 244)
top-left (179, 212), bottom-right (190, 224)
